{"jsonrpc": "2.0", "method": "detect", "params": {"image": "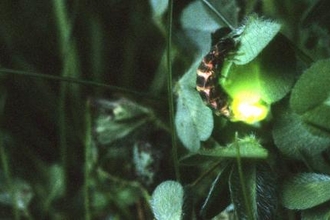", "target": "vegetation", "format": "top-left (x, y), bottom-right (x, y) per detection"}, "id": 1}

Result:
top-left (0, 0), bottom-right (330, 219)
